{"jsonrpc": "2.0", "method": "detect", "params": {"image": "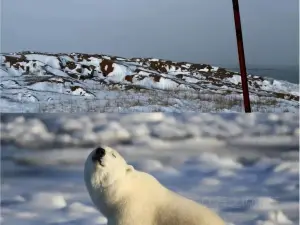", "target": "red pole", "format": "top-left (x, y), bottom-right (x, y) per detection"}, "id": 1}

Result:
top-left (232, 0), bottom-right (251, 113)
